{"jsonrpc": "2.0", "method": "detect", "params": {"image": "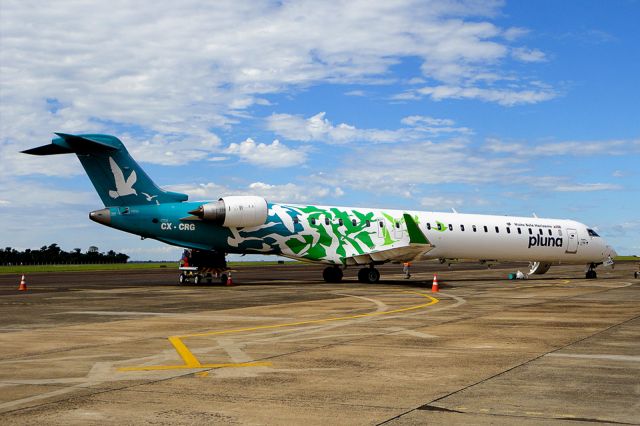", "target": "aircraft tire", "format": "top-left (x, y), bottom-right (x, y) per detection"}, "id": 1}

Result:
top-left (220, 274), bottom-right (228, 285)
top-left (365, 268), bottom-right (380, 284)
top-left (323, 267), bottom-right (343, 283)
top-left (178, 273), bottom-right (186, 285)
top-left (194, 274), bottom-right (202, 285)
top-left (357, 268), bottom-right (367, 283)
top-left (585, 270), bottom-right (597, 279)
